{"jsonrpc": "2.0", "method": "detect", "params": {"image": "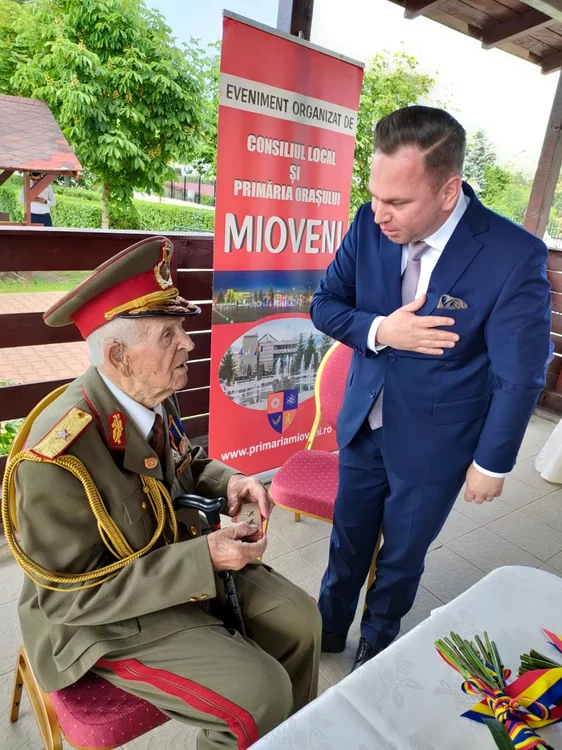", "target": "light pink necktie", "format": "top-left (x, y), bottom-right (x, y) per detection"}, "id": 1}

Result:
top-left (368, 241), bottom-right (430, 430)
